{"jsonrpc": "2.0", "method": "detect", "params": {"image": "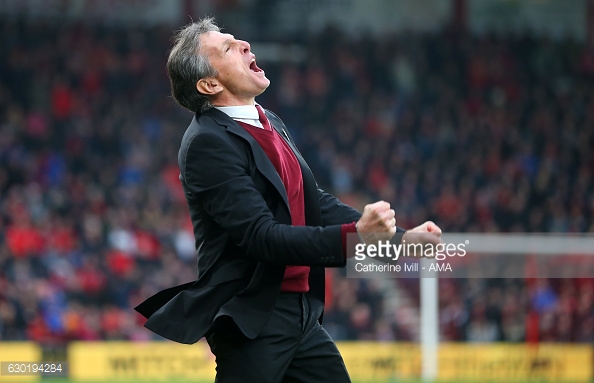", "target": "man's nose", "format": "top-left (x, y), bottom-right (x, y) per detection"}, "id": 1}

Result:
top-left (239, 40), bottom-right (250, 53)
